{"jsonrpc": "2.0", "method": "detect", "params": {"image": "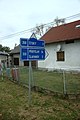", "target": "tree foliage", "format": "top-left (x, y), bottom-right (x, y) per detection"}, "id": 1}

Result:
top-left (0, 44), bottom-right (11, 53)
top-left (32, 17), bottom-right (66, 38)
